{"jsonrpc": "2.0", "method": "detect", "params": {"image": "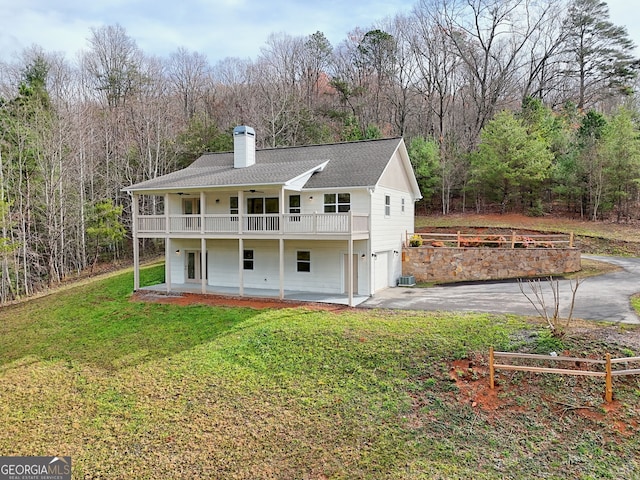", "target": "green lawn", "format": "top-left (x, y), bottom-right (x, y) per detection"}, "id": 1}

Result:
top-left (1, 265), bottom-right (639, 479)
